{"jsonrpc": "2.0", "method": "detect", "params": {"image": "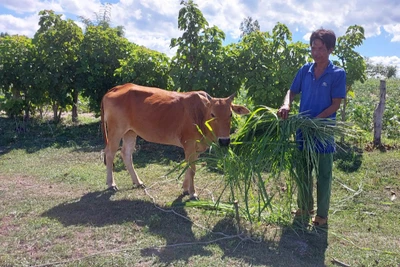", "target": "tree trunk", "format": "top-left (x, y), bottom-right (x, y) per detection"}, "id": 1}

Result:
top-left (53, 103), bottom-right (58, 121)
top-left (39, 106), bottom-right (43, 119)
top-left (58, 108), bottom-right (63, 122)
top-left (24, 104), bottom-right (30, 121)
top-left (373, 80), bottom-right (386, 146)
top-left (52, 103), bottom-right (62, 122)
top-left (72, 88), bottom-right (78, 123)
